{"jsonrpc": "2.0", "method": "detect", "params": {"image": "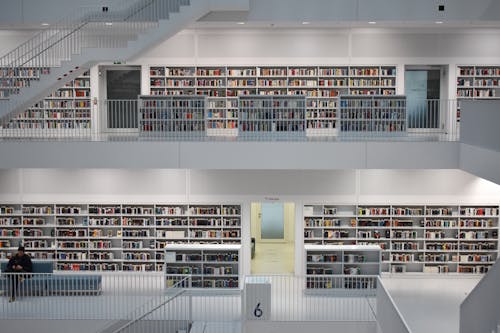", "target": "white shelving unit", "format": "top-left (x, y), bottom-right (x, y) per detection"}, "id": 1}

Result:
top-left (0, 203), bottom-right (241, 272)
top-left (456, 65), bottom-right (500, 122)
top-left (148, 65), bottom-right (397, 137)
top-left (339, 95), bottom-right (406, 134)
top-left (238, 95), bottom-right (306, 136)
top-left (0, 67), bottom-right (51, 99)
top-left (457, 66), bottom-right (500, 99)
top-left (138, 95), bottom-right (206, 137)
top-left (164, 244), bottom-right (241, 289)
top-left (305, 244), bottom-right (381, 294)
top-left (304, 204), bottom-right (499, 274)
top-left (1, 71), bottom-right (91, 137)
top-left (206, 97), bottom-right (239, 136)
